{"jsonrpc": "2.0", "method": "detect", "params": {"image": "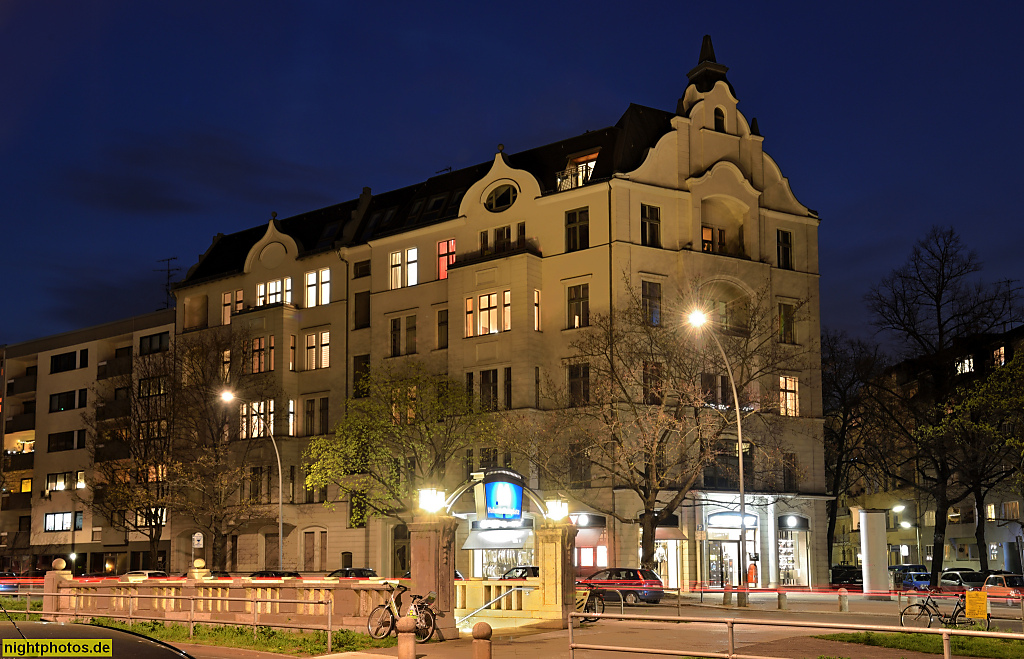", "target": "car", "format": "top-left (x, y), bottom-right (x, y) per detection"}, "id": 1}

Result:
top-left (17, 569), bottom-right (47, 578)
top-left (829, 565), bottom-right (863, 589)
top-left (577, 567), bottom-right (664, 605)
top-left (0, 620), bottom-right (193, 657)
top-left (941, 566), bottom-right (976, 573)
top-left (500, 566), bottom-right (539, 580)
top-left (248, 570), bottom-right (301, 578)
top-left (328, 567), bottom-right (378, 579)
top-left (401, 569), bottom-right (464, 579)
top-left (901, 571), bottom-right (931, 591)
top-left (179, 570), bottom-right (231, 578)
top-left (124, 570), bottom-right (169, 579)
top-left (982, 573), bottom-right (1024, 604)
top-left (939, 570), bottom-right (986, 592)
